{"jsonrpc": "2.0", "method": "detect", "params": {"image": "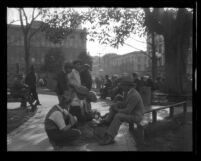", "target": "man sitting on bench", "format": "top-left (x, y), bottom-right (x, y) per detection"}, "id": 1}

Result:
top-left (98, 80), bottom-right (145, 145)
